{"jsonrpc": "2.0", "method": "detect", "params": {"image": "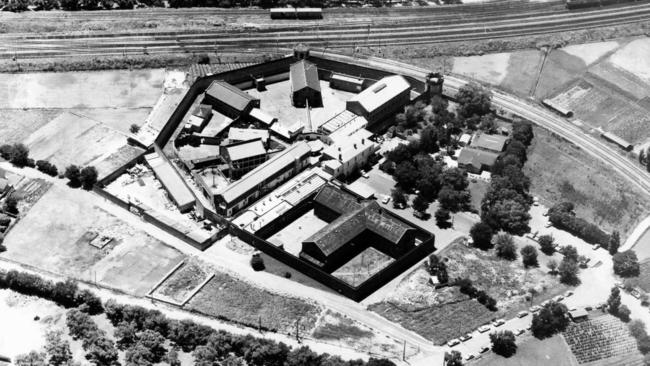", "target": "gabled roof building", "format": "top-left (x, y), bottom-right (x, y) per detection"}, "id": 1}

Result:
top-left (203, 80), bottom-right (260, 119)
top-left (290, 60), bottom-right (322, 108)
top-left (346, 75), bottom-right (411, 126)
